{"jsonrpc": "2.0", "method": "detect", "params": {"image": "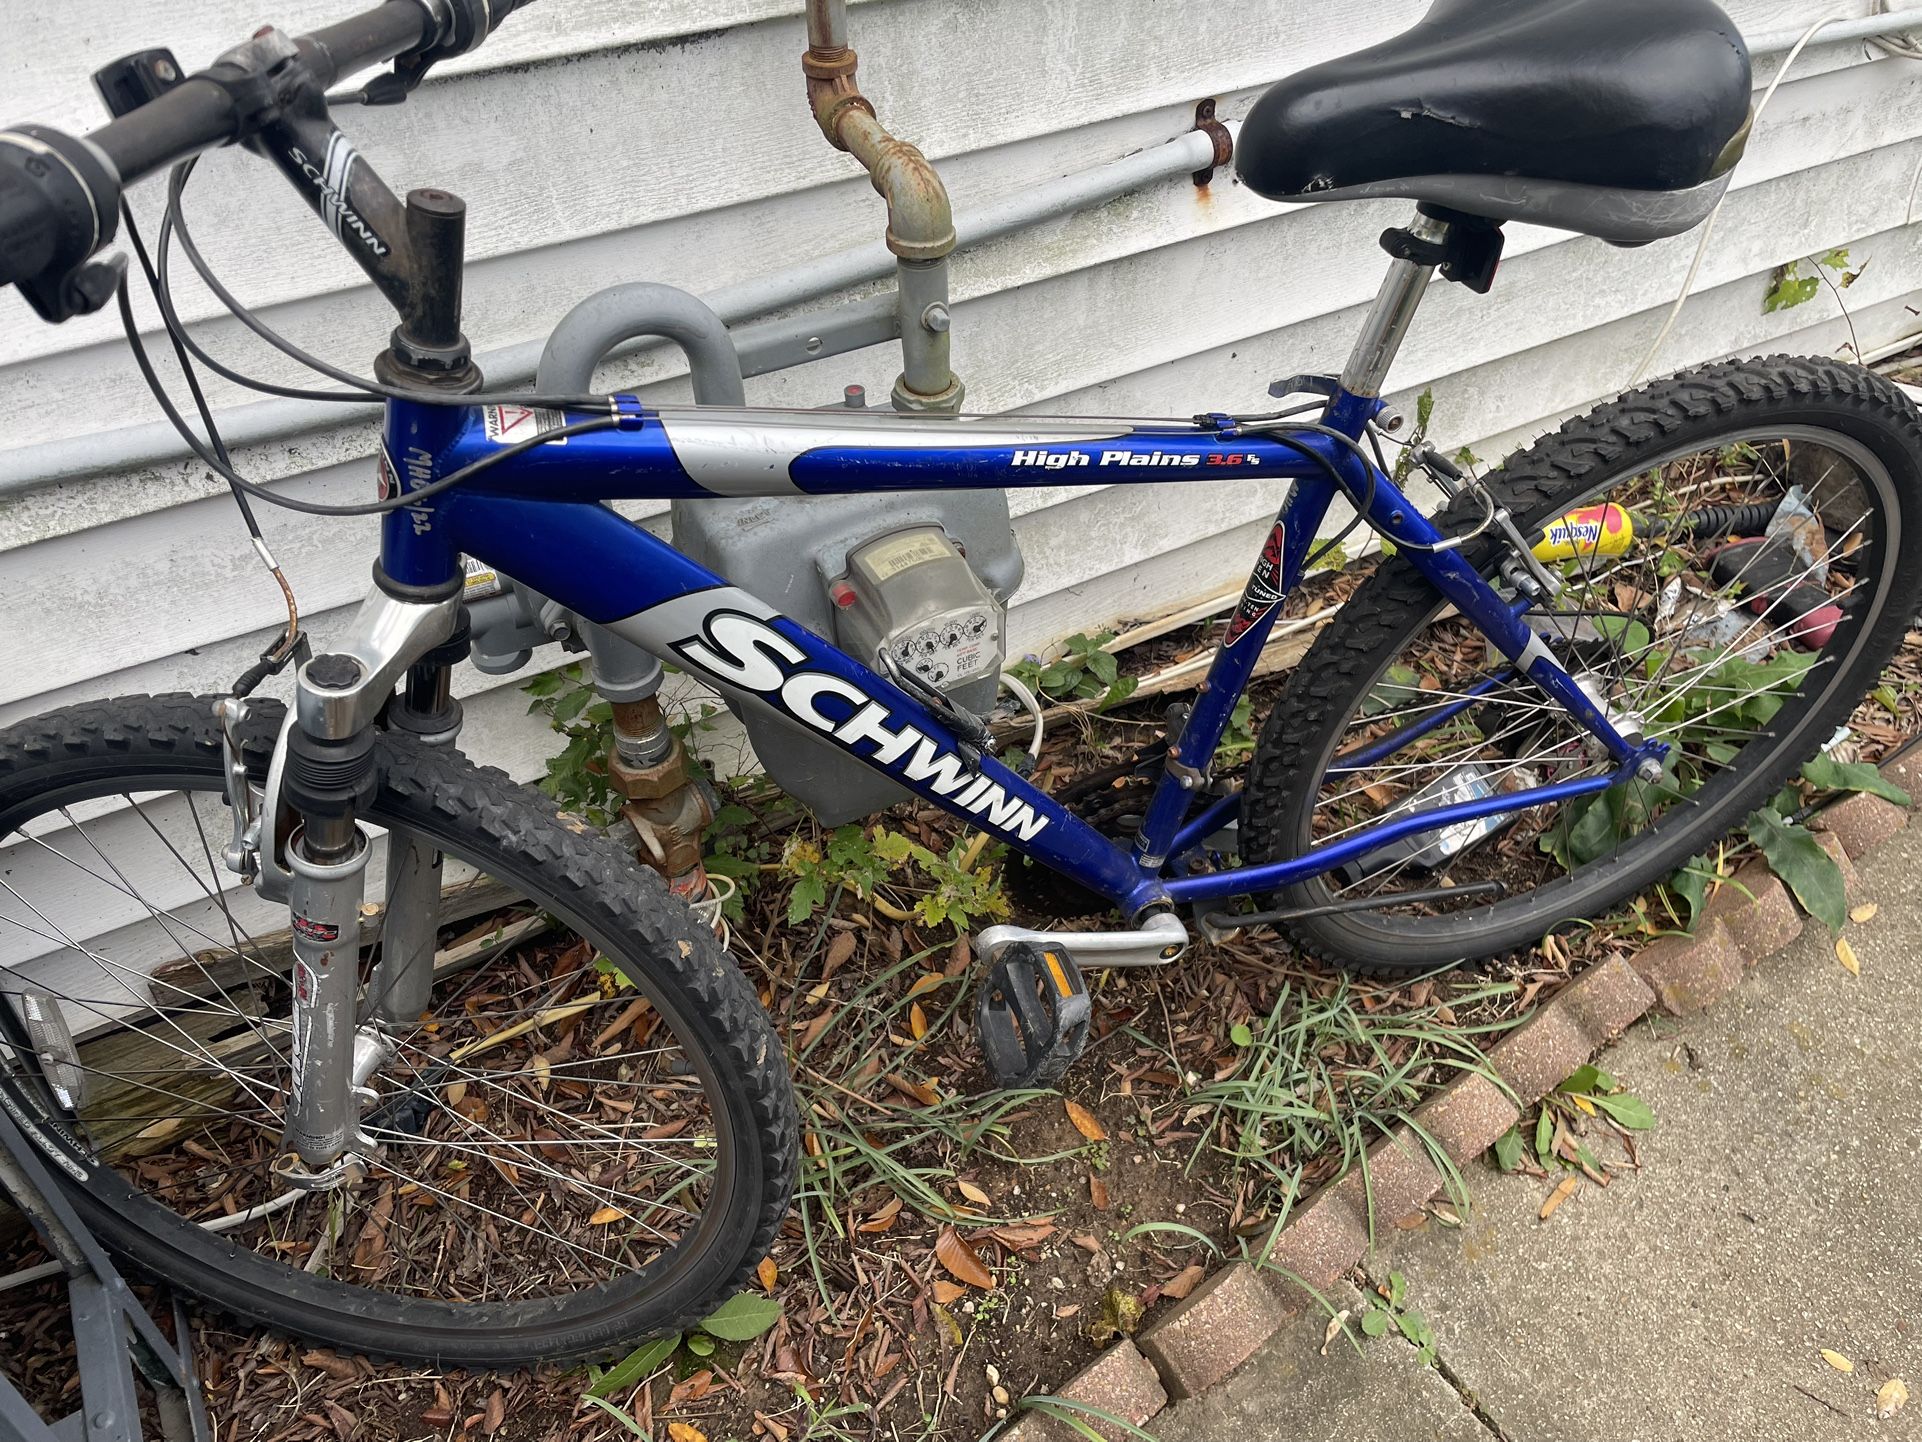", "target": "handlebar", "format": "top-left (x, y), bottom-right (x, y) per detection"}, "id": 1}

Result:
top-left (0, 0), bottom-right (534, 323)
